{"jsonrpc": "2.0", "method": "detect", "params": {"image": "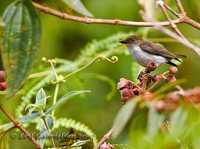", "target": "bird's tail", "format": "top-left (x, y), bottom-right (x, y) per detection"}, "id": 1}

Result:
top-left (174, 54), bottom-right (187, 62)
top-left (175, 54), bottom-right (187, 58)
